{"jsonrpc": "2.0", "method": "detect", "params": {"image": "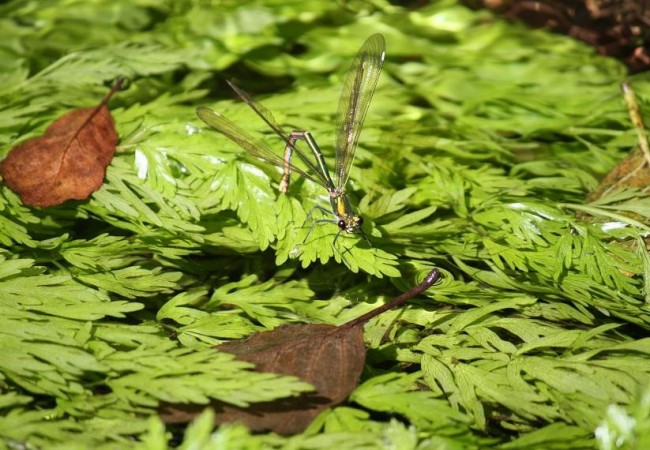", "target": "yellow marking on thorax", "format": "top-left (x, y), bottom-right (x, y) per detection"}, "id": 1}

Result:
top-left (334, 197), bottom-right (348, 216)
